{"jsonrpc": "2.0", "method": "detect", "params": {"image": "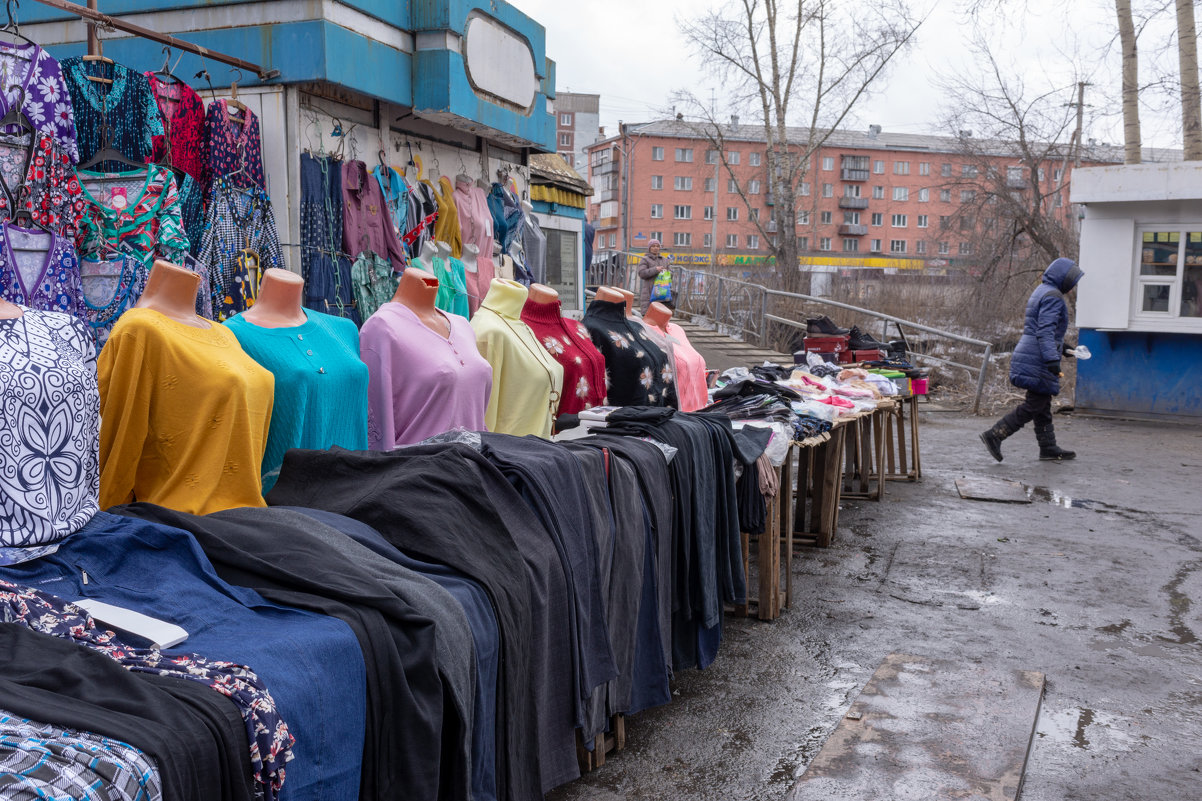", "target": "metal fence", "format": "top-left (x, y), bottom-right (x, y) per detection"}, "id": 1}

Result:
top-left (586, 250), bottom-right (996, 413)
